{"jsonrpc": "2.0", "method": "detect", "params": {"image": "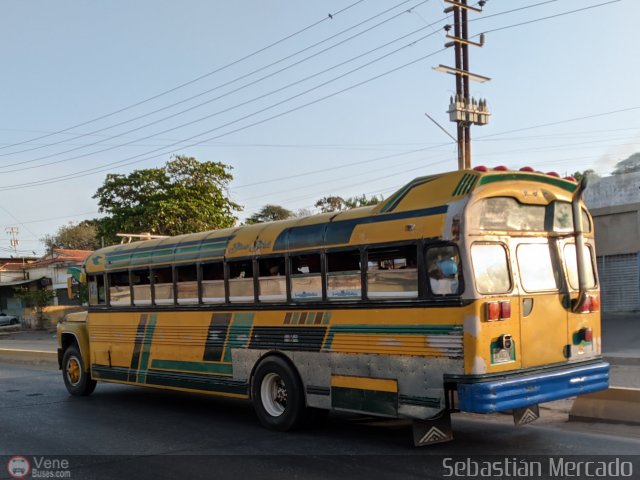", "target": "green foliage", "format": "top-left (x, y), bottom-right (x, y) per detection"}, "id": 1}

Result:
top-left (245, 205), bottom-right (293, 224)
top-left (314, 196), bottom-right (345, 213)
top-left (42, 220), bottom-right (100, 252)
top-left (315, 194), bottom-right (381, 213)
top-left (612, 153), bottom-right (640, 175)
top-left (344, 194), bottom-right (381, 208)
top-left (93, 155), bottom-right (242, 244)
top-left (14, 287), bottom-right (56, 328)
